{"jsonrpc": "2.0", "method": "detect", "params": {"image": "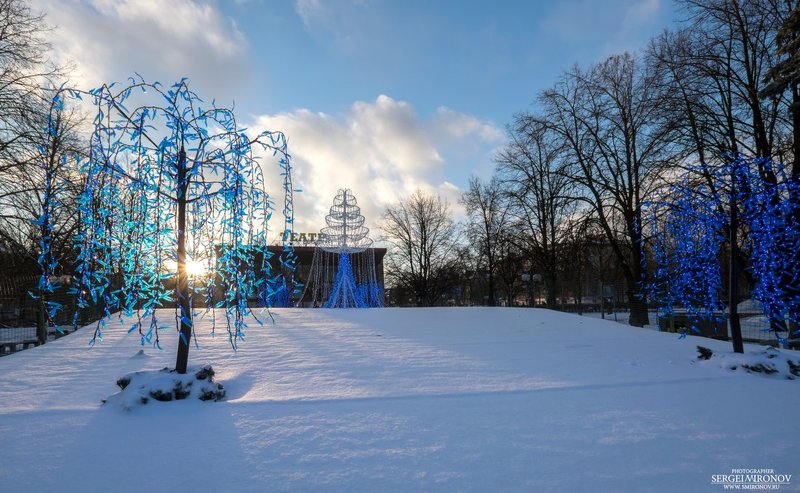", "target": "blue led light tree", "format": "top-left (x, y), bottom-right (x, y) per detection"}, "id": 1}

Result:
top-left (32, 91), bottom-right (77, 344)
top-left (38, 77), bottom-right (296, 373)
top-left (647, 176), bottom-right (727, 337)
top-left (738, 158), bottom-right (800, 344)
top-left (647, 156), bottom-right (800, 351)
top-left (305, 189), bottom-right (383, 308)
